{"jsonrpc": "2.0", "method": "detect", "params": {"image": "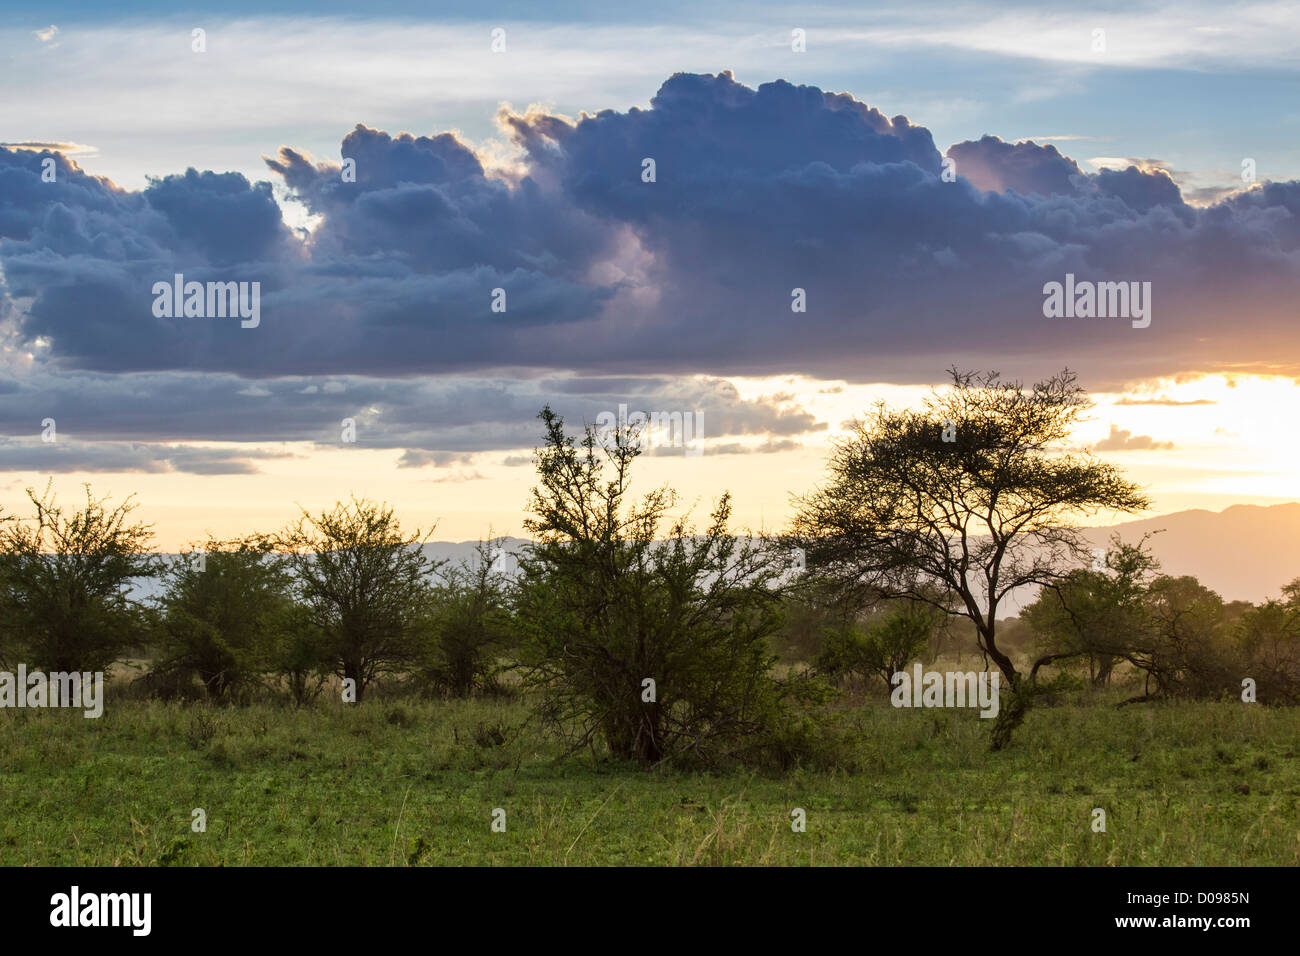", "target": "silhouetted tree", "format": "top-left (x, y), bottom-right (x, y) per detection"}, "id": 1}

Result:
top-left (0, 482), bottom-right (157, 673)
top-left (279, 498), bottom-right (438, 702)
top-left (792, 369), bottom-right (1149, 747)
top-left (515, 407), bottom-right (799, 766)
top-left (154, 536), bottom-right (291, 701)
